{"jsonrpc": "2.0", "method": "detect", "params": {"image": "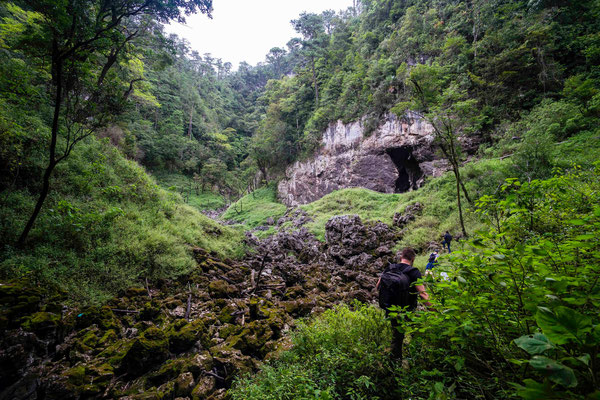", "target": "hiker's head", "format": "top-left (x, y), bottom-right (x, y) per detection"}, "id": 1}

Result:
top-left (399, 247), bottom-right (416, 265)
